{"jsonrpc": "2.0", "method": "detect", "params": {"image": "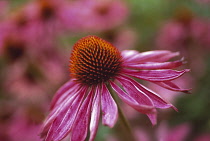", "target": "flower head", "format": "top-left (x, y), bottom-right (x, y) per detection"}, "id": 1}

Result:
top-left (7, 105), bottom-right (45, 141)
top-left (69, 36), bottom-right (122, 85)
top-left (1, 36), bottom-right (26, 62)
top-left (41, 36), bottom-right (190, 141)
top-left (65, 0), bottom-right (128, 32)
